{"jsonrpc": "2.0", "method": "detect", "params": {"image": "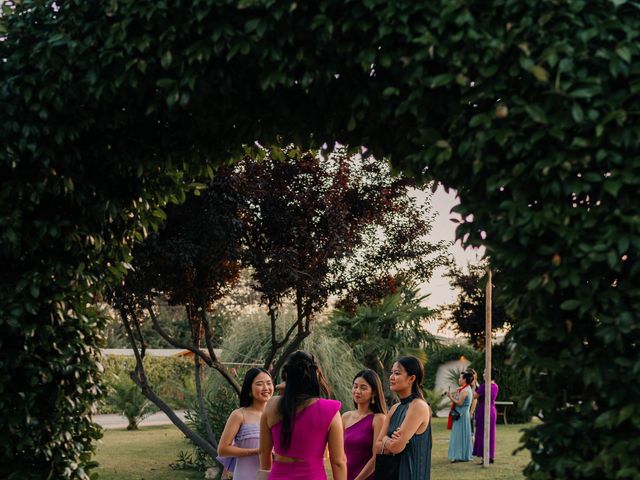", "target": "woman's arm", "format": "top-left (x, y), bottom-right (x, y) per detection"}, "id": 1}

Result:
top-left (384, 401), bottom-right (430, 455)
top-left (259, 405), bottom-right (274, 471)
top-left (448, 388), bottom-right (469, 407)
top-left (353, 414), bottom-right (385, 480)
top-left (327, 411), bottom-right (348, 480)
top-left (374, 405), bottom-right (395, 454)
top-left (470, 396), bottom-right (478, 417)
top-left (217, 410), bottom-right (258, 457)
